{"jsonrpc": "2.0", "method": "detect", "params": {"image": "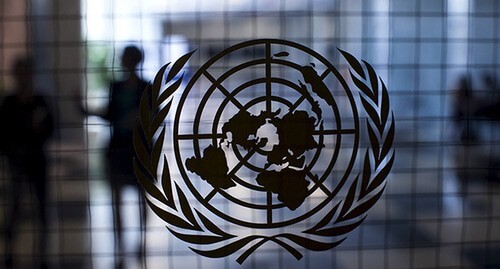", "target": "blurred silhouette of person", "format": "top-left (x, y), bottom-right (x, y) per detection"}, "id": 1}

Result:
top-left (0, 57), bottom-right (54, 269)
top-left (451, 75), bottom-right (477, 193)
top-left (80, 45), bottom-right (150, 268)
top-left (452, 74), bottom-right (500, 191)
top-left (452, 75), bottom-right (476, 142)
